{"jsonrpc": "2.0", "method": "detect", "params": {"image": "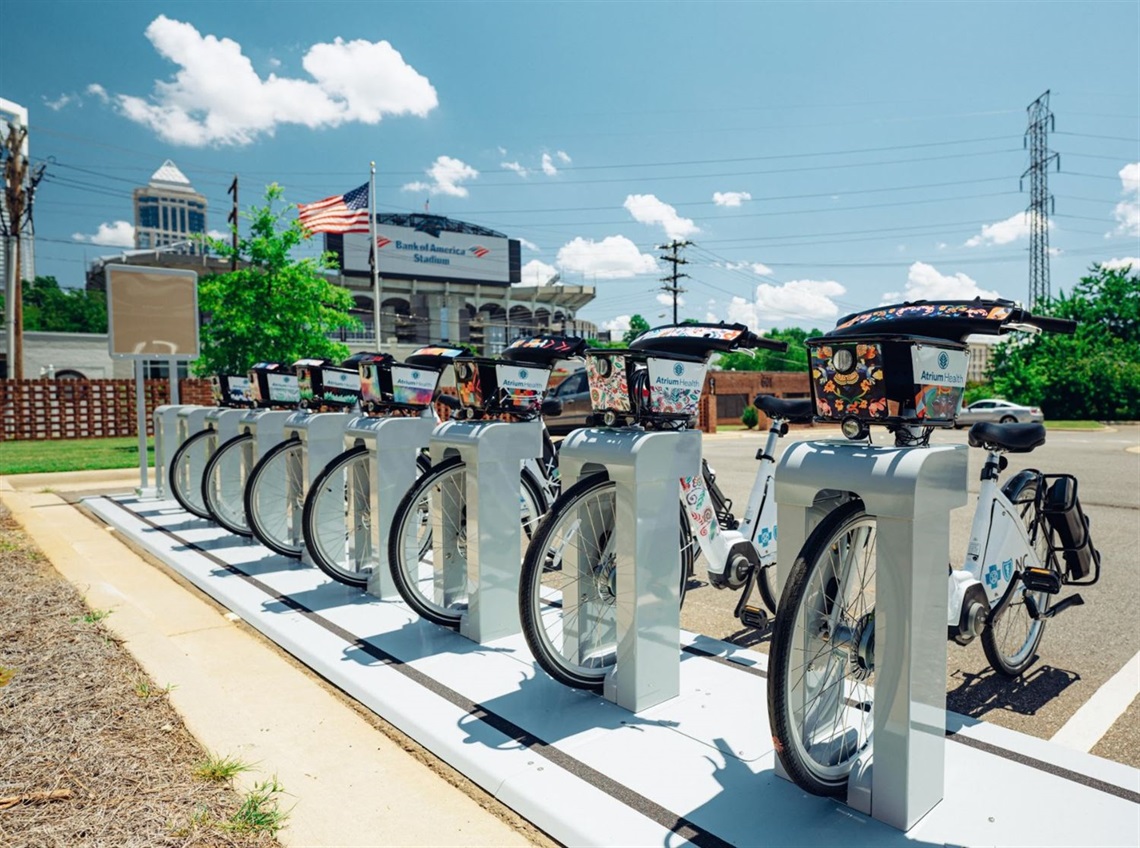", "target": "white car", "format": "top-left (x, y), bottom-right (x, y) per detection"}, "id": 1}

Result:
top-left (955, 398), bottom-right (1044, 427)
